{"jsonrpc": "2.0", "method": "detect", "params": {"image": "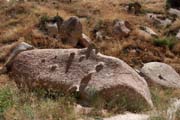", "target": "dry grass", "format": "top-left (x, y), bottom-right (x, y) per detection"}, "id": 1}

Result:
top-left (0, 0), bottom-right (180, 119)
